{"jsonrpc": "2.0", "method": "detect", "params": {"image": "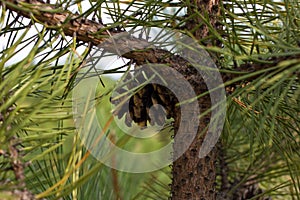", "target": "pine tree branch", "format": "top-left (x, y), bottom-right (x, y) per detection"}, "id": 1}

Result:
top-left (3, 0), bottom-right (161, 63)
top-left (4, 0), bottom-right (108, 45)
top-left (4, 0), bottom-right (297, 77)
